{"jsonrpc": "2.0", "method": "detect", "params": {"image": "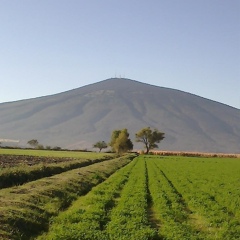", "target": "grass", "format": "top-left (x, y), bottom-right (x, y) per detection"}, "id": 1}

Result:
top-left (0, 154), bottom-right (136, 240)
top-left (144, 155), bottom-right (240, 239)
top-left (0, 148), bottom-right (112, 159)
top-left (1, 154), bottom-right (239, 239)
top-left (39, 157), bottom-right (157, 240)
top-left (0, 157), bottom-right (112, 189)
top-left (38, 157), bottom-right (138, 240)
top-left (38, 155), bottom-right (239, 240)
